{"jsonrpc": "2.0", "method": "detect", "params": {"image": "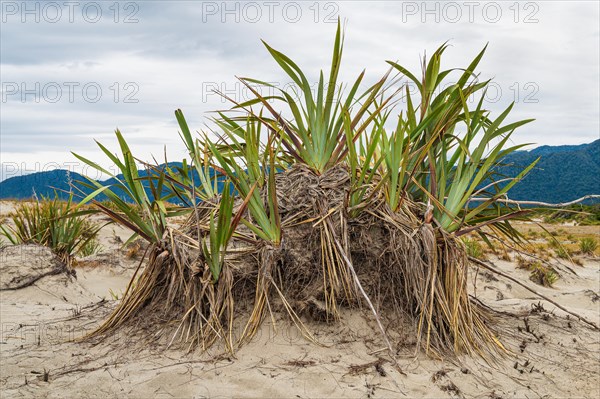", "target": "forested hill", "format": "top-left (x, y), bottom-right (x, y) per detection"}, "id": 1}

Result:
top-left (498, 139), bottom-right (599, 203)
top-left (1, 140), bottom-right (598, 204)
